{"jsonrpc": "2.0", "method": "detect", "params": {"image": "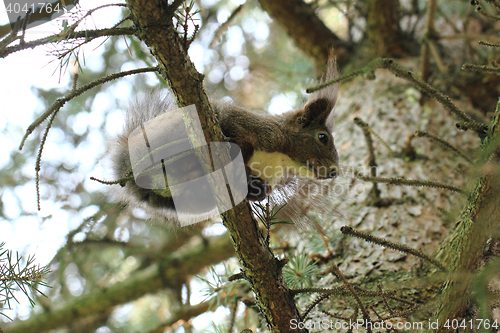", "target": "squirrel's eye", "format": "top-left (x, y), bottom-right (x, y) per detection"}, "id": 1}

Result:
top-left (318, 133), bottom-right (328, 144)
